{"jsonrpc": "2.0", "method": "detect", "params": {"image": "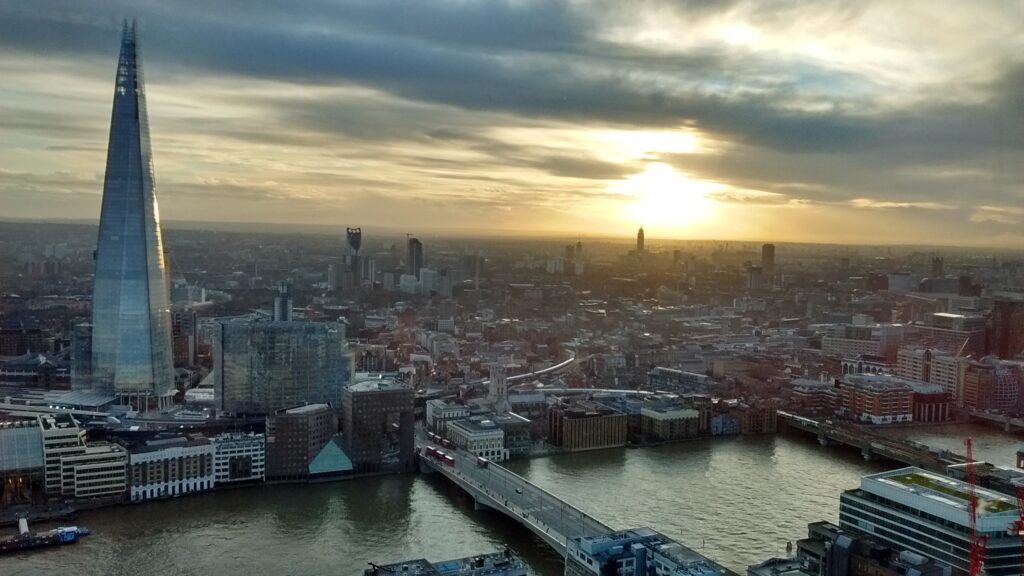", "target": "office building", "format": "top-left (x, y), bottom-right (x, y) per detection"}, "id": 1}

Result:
top-left (58, 442), bottom-right (129, 500)
top-left (446, 418), bottom-right (508, 462)
top-left (128, 434), bottom-right (215, 502)
top-left (839, 467), bottom-right (1022, 576)
top-left (822, 324), bottom-right (903, 363)
top-left (493, 412), bottom-right (532, 459)
top-left (636, 227), bottom-right (645, 252)
top-left (265, 404), bottom-right (338, 481)
top-left (425, 399), bottom-right (470, 434)
top-left (213, 319), bottom-right (349, 415)
top-left (640, 407), bottom-right (701, 442)
top-left (759, 520), bottom-right (950, 576)
top-left (273, 282), bottom-right (293, 322)
top-left (990, 294), bottom-right (1024, 360)
top-left (342, 379), bottom-right (415, 474)
top-left (0, 322), bottom-right (46, 355)
top-left (746, 265), bottom-right (764, 290)
top-left (565, 527), bottom-right (724, 576)
top-left (761, 243), bottom-right (775, 285)
top-left (327, 263), bottom-right (338, 292)
top-left (548, 399), bottom-right (627, 452)
top-left (407, 237), bottom-right (423, 279)
top-left (211, 432), bottom-right (266, 485)
top-left (837, 374), bottom-right (913, 424)
top-left (171, 304), bottom-right (198, 368)
top-left (70, 322), bottom-right (92, 390)
top-left (38, 413), bottom-right (127, 500)
top-left (91, 22), bottom-right (175, 406)
top-left (0, 420), bottom-right (44, 506)
top-left (647, 367), bottom-right (711, 393)
top-left (962, 357), bottom-right (1024, 412)
top-left (912, 313), bottom-right (987, 359)
top-left (896, 348), bottom-right (967, 405)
